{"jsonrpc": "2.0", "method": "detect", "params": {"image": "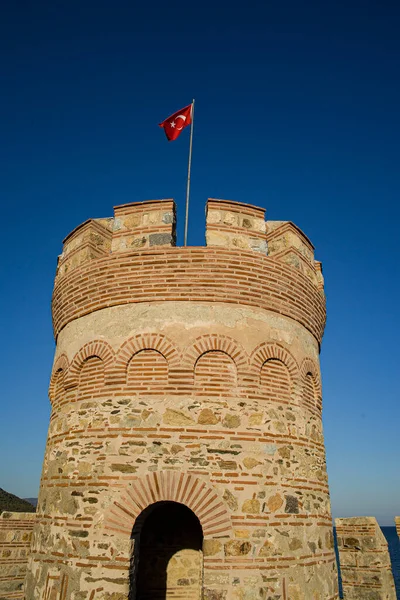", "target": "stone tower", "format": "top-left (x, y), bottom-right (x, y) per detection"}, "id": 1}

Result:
top-left (25, 198), bottom-right (338, 600)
